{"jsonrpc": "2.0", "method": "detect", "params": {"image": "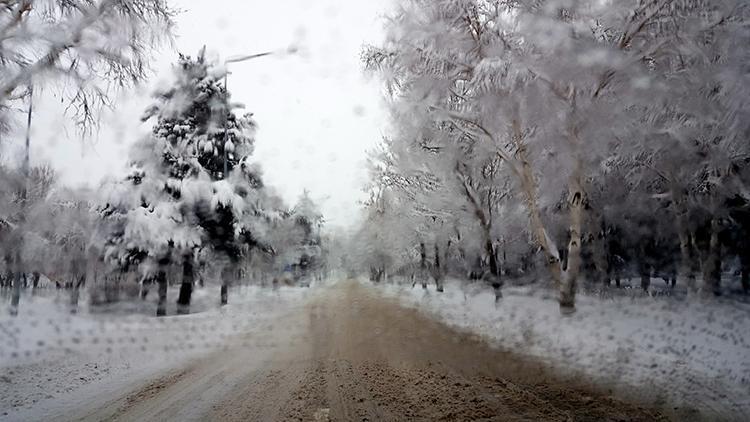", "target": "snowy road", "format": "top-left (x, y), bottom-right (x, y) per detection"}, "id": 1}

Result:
top-left (5, 280), bottom-right (674, 421)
